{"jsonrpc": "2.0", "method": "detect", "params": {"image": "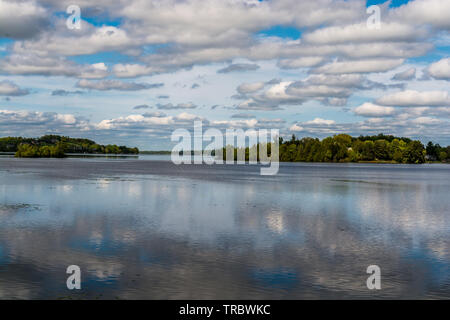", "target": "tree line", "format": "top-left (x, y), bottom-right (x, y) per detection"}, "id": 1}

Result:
top-left (225, 134), bottom-right (450, 164)
top-left (2, 133), bottom-right (449, 163)
top-left (0, 135), bottom-right (139, 158)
